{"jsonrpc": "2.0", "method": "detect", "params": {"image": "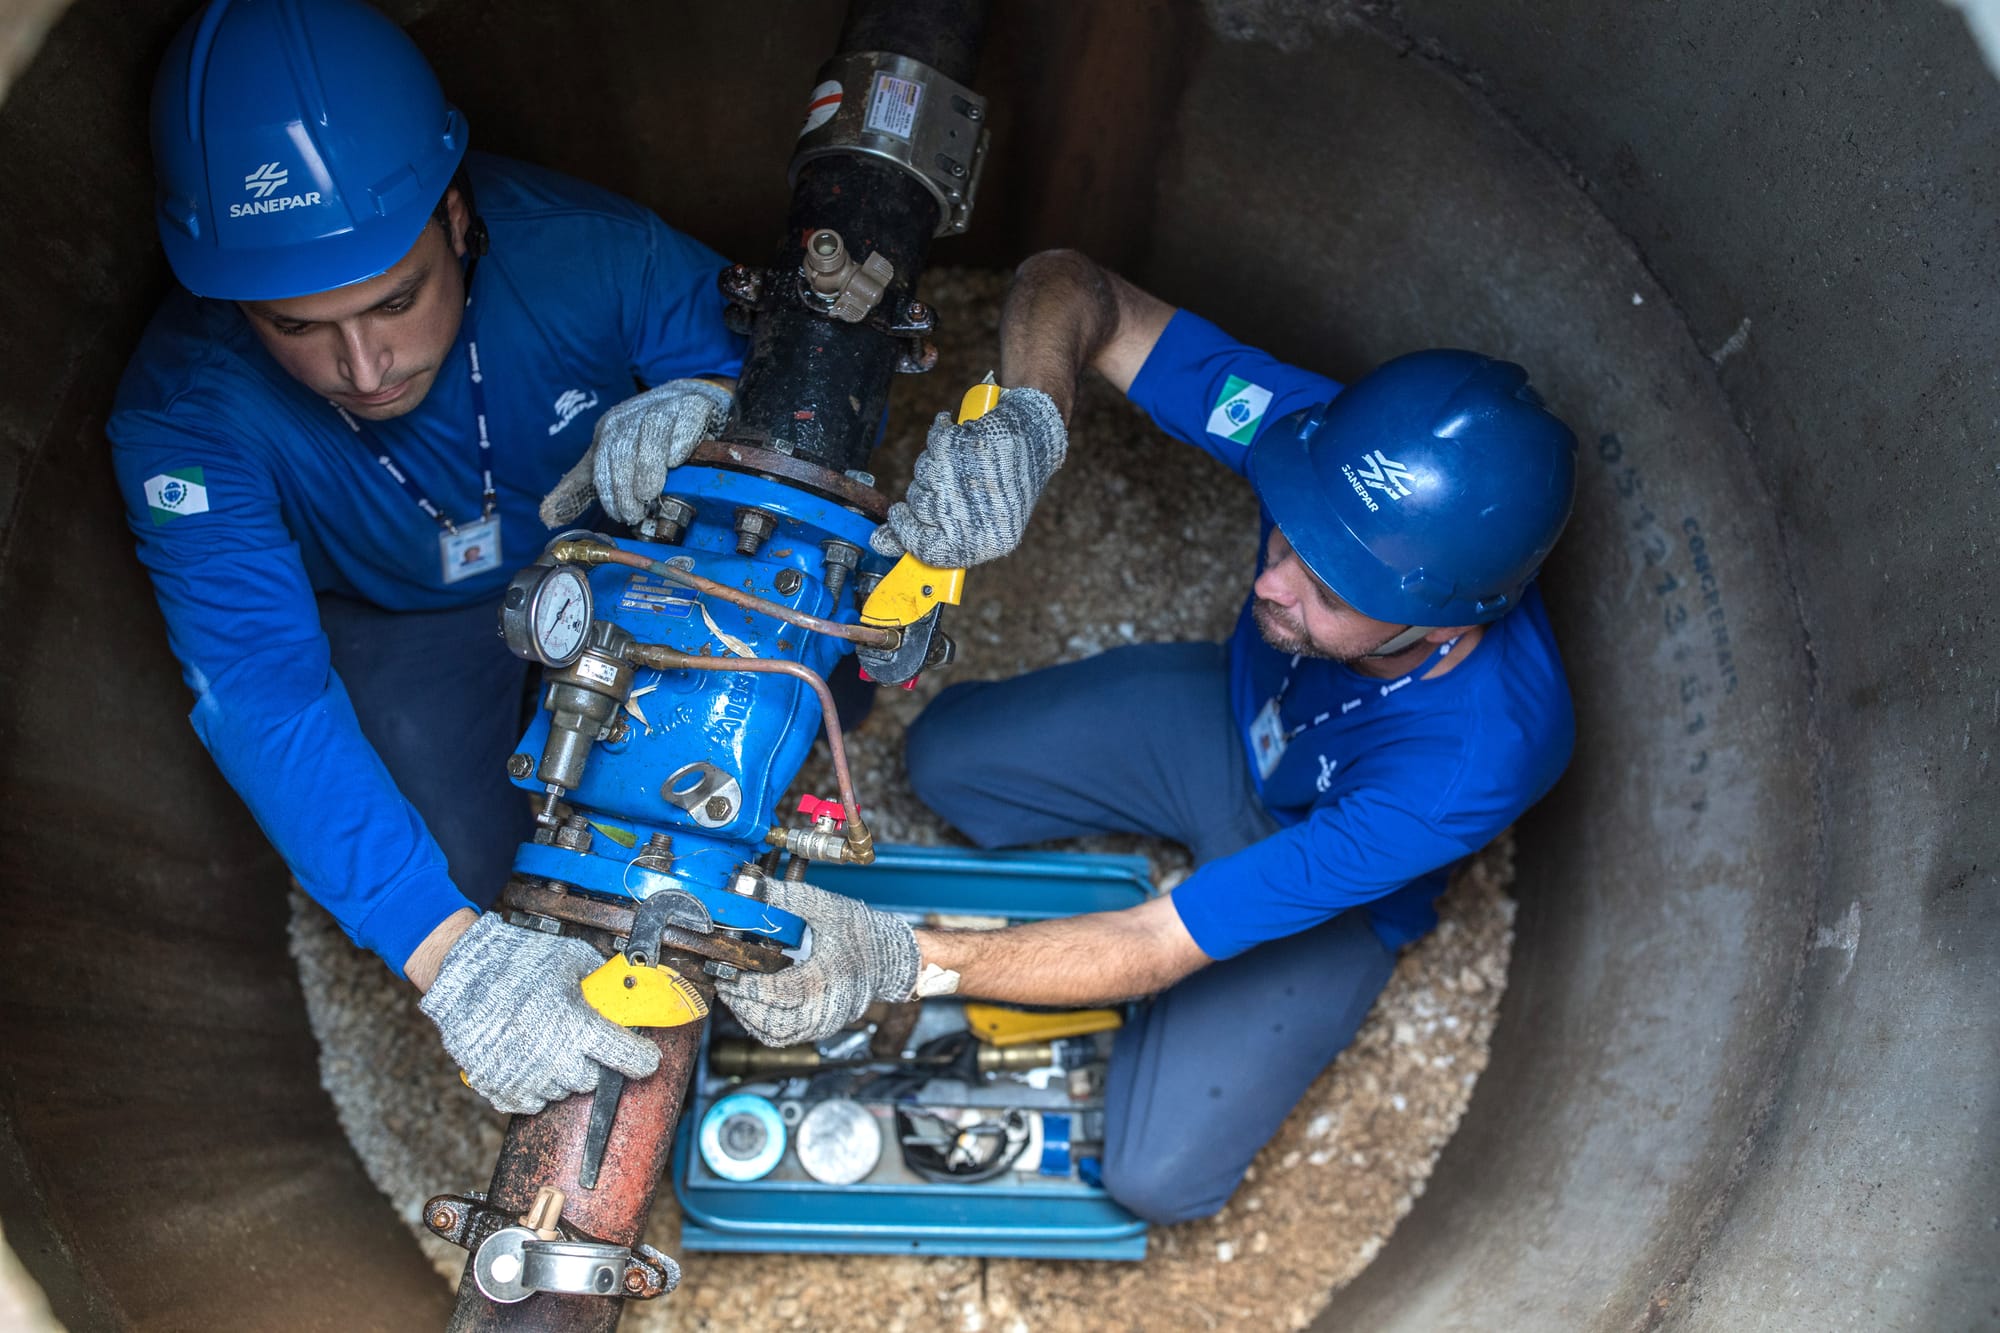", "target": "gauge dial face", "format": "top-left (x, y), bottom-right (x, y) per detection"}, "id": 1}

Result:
top-left (531, 567), bottom-right (592, 665)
